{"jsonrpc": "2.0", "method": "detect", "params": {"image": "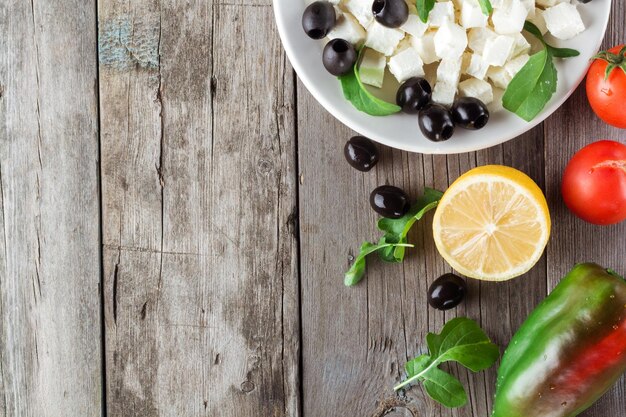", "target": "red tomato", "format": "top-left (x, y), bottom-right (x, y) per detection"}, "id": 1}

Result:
top-left (586, 45), bottom-right (626, 129)
top-left (561, 141), bottom-right (626, 225)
